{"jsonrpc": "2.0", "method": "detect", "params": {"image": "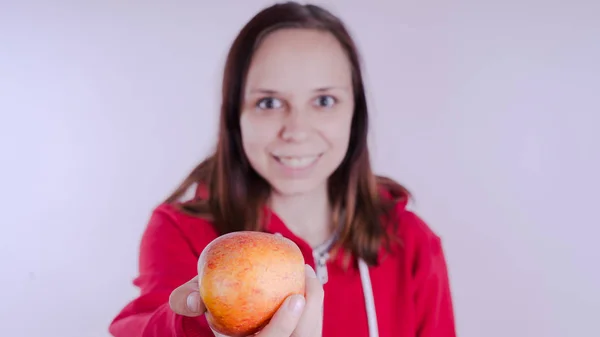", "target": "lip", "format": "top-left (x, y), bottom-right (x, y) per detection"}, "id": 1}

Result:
top-left (270, 153), bottom-right (323, 158)
top-left (271, 153), bottom-right (323, 175)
